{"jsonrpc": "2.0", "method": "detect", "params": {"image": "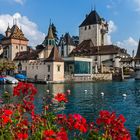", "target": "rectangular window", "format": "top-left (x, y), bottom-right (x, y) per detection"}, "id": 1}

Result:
top-left (16, 46), bottom-right (18, 49)
top-left (57, 65), bottom-right (61, 72)
top-left (21, 46), bottom-right (23, 50)
top-left (48, 65), bottom-right (50, 72)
